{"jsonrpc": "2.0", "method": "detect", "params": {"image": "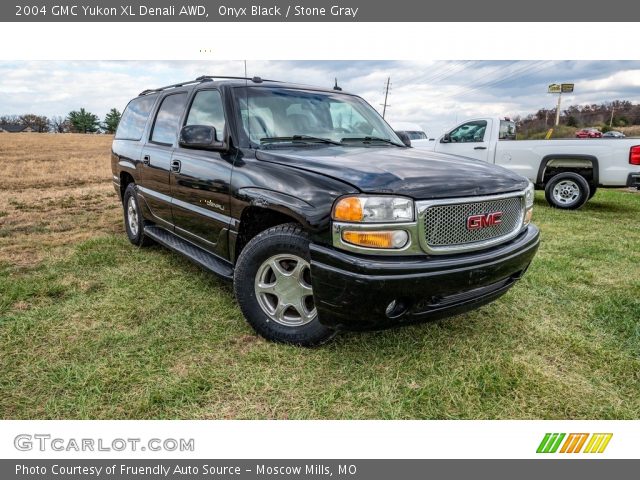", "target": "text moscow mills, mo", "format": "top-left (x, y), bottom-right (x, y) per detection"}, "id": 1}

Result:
top-left (15, 4), bottom-right (360, 19)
